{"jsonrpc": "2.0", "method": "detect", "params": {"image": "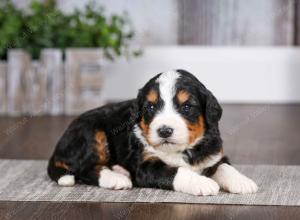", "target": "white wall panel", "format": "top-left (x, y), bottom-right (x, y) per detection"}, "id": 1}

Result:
top-left (101, 46), bottom-right (300, 103)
